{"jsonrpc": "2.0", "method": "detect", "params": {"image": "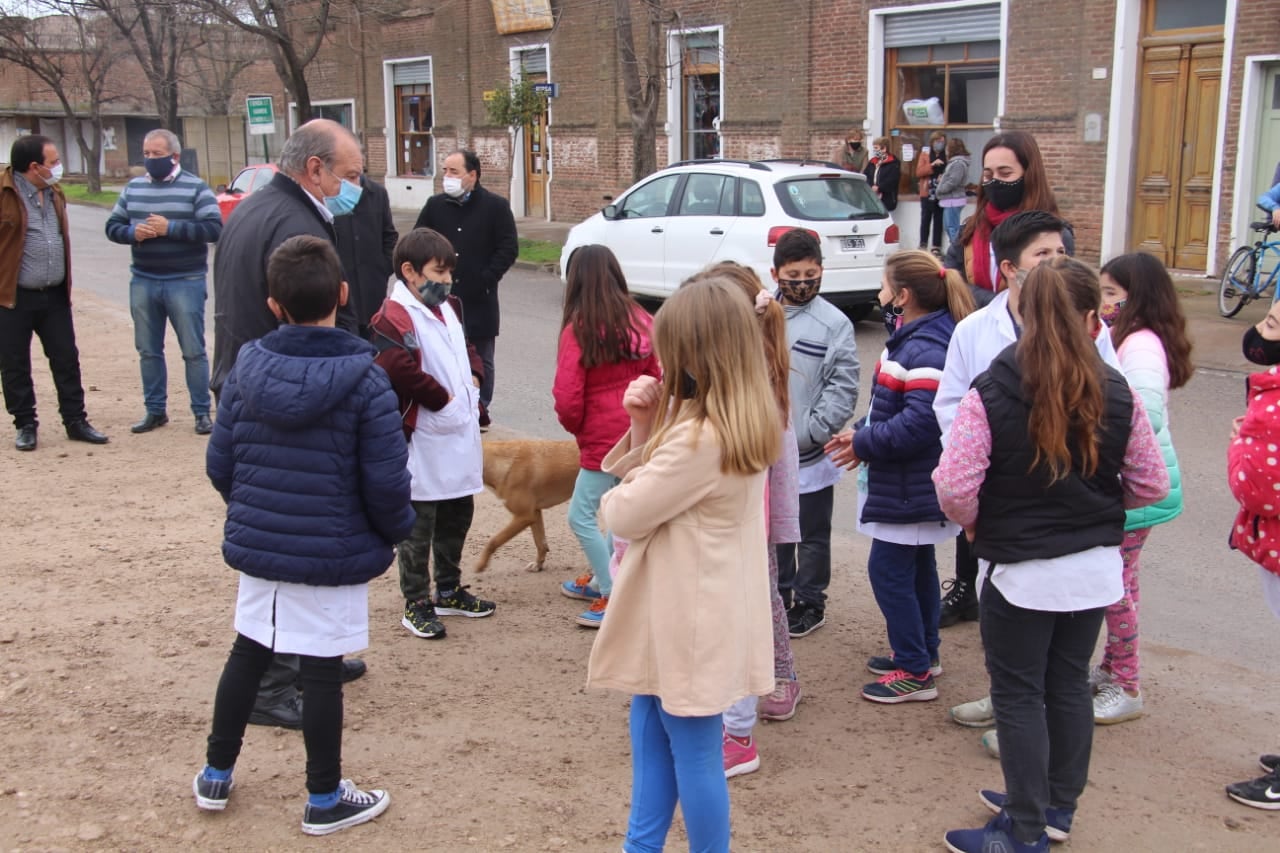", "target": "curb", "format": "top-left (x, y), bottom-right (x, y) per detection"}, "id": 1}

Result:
top-left (514, 259), bottom-right (560, 277)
